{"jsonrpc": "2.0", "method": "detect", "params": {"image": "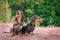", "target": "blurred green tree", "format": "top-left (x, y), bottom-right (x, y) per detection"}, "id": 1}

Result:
top-left (0, 0), bottom-right (12, 23)
top-left (7, 0), bottom-right (60, 26)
